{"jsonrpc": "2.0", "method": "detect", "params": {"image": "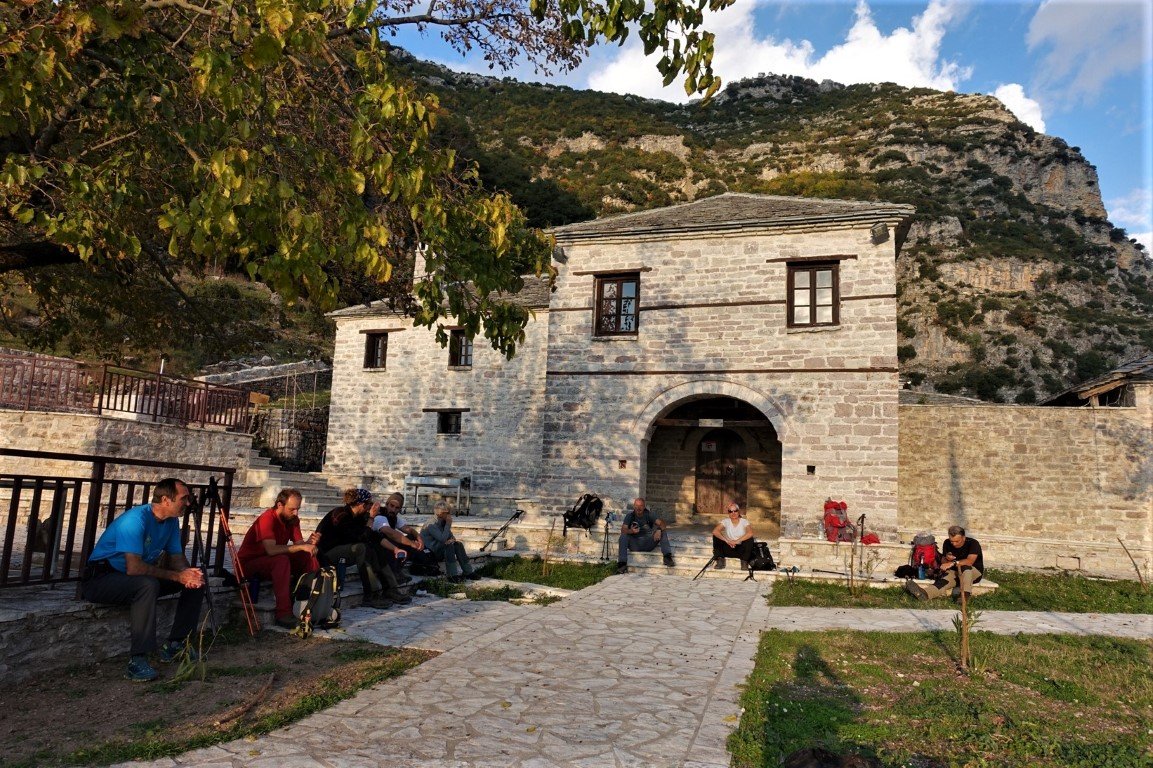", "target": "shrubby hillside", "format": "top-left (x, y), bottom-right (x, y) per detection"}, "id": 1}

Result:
top-left (410, 54), bottom-right (1153, 403)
